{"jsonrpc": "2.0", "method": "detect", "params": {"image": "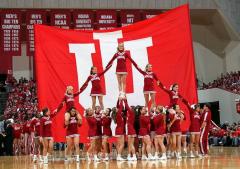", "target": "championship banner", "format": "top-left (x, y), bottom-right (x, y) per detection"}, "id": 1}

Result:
top-left (73, 10), bottom-right (94, 30)
top-left (26, 10), bottom-right (47, 56)
top-left (0, 10), bottom-right (21, 56)
top-left (35, 4), bottom-right (197, 142)
top-left (142, 10), bottom-right (162, 20)
top-left (120, 10), bottom-right (141, 27)
top-left (95, 10), bottom-right (117, 30)
top-left (50, 10), bottom-right (71, 29)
